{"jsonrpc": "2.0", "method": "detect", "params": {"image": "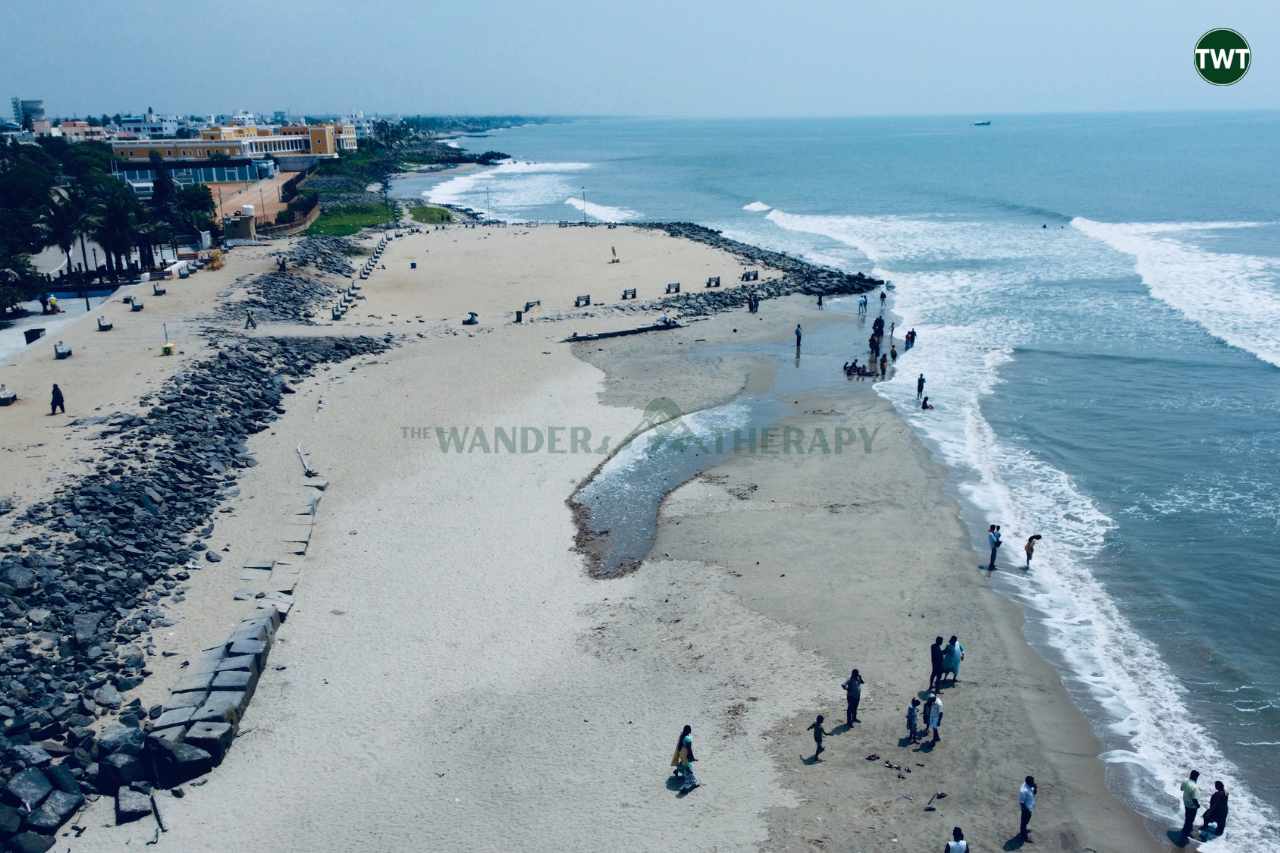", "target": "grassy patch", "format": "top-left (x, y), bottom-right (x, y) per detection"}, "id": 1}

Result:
top-left (308, 205), bottom-right (395, 237)
top-left (409, 204), bottom-right (453, 224)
